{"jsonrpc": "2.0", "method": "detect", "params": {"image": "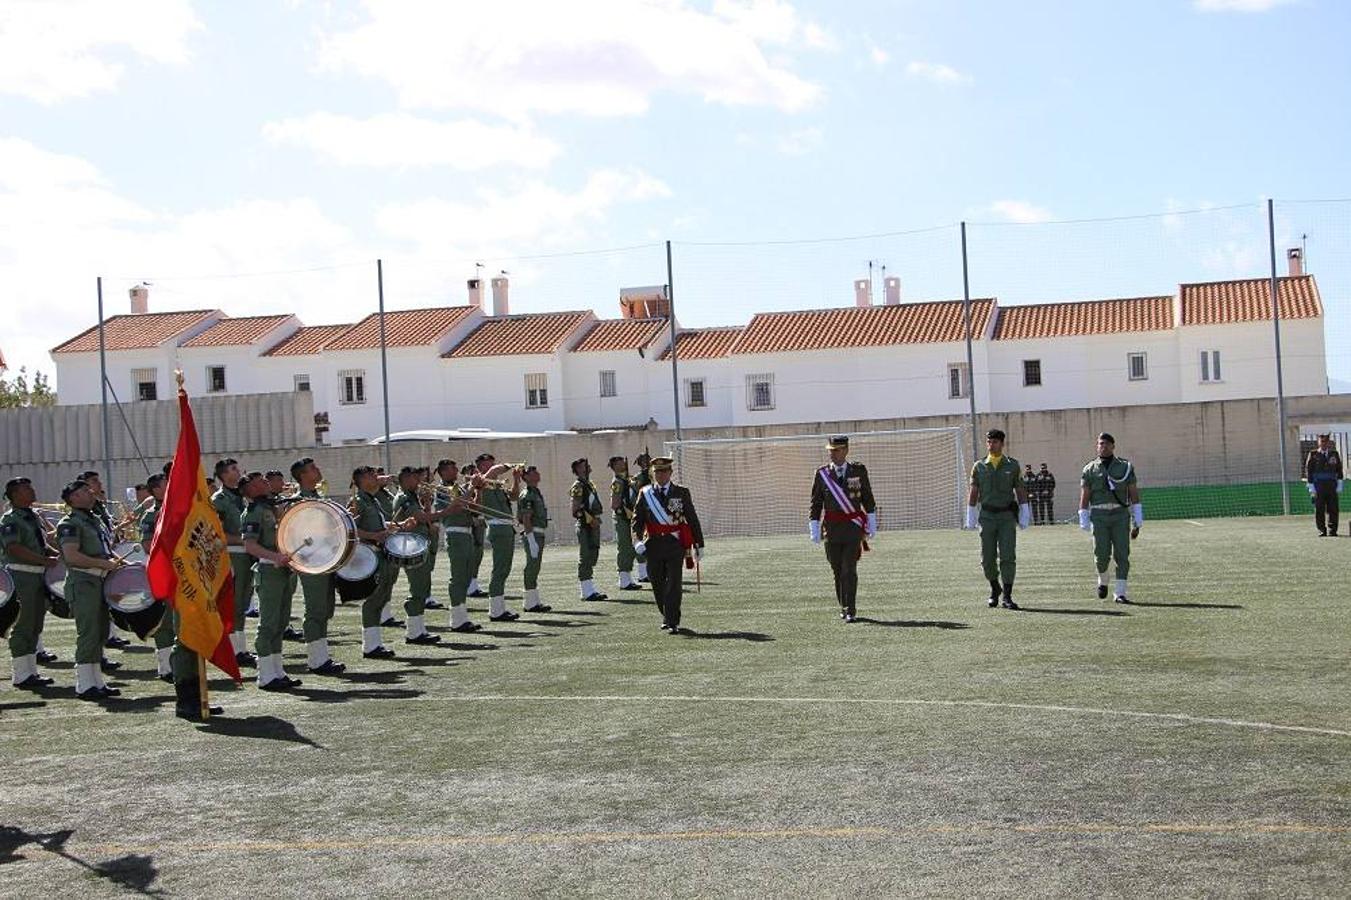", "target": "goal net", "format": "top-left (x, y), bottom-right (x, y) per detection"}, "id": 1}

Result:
top-left (665, 427), bottom-right (969, 539)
